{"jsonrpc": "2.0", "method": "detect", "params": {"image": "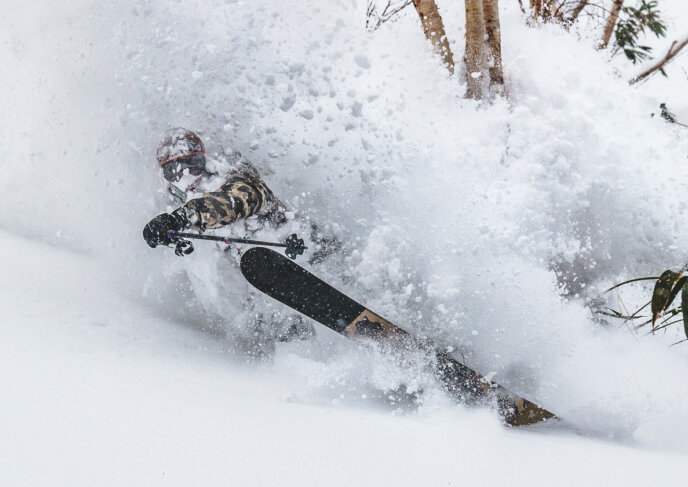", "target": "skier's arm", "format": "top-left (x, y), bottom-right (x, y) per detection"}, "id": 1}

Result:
top-left (182, 173), bottom-right (280, 231)
top-left (143, 172), bottom-right (282, 250)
